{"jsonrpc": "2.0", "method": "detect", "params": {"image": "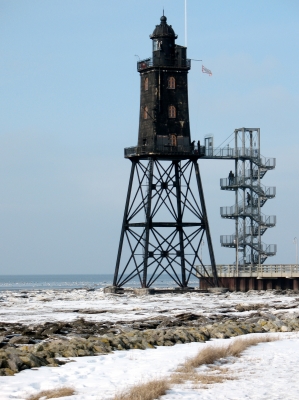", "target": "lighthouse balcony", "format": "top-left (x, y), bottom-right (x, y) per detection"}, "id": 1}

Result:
top-left (124, 144), bottom-right (205, 159)
top-left (137, 57), bottom-right (191, 71)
